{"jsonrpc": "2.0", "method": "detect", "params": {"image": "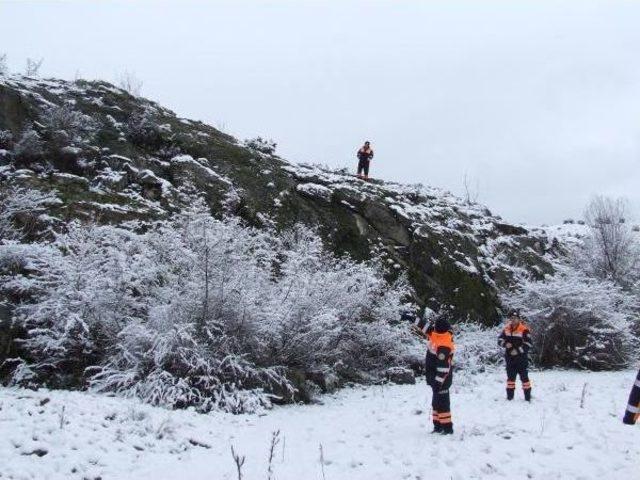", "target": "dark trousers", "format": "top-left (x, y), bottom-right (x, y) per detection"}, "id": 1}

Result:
top-left (506, 355), bottom-right (531, 400)
top-left (357, 158), bottom-right (370, 177)
top-left (623, 369), bottom-right (640, 425)
top-left (431, 385), bottom-right (452, 428)
top-left (427, 360), bottom-right (453, 430)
